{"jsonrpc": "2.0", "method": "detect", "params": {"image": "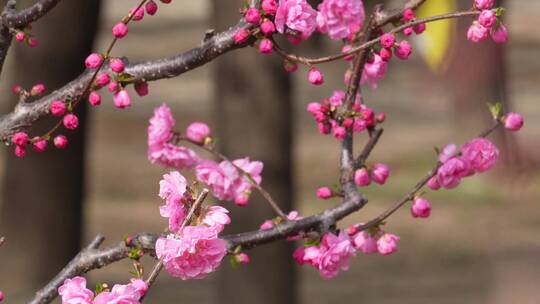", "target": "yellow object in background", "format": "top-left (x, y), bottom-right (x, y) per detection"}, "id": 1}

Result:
top-left (414, 0), bottom-right (457, 73)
